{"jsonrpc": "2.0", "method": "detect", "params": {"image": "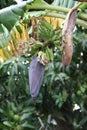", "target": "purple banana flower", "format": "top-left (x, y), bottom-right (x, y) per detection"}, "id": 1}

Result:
top-left (29, 56), bottom-right (45, 99)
